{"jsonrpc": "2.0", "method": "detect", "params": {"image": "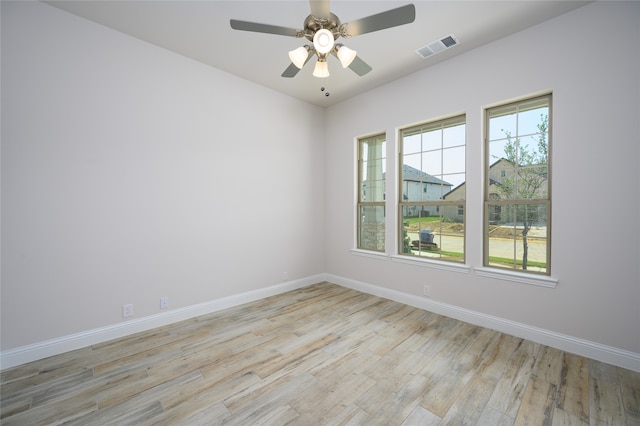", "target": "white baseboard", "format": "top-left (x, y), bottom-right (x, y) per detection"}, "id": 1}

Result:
top-left (325, 274), bottom-right (640, 373)
top-left (3, 272), bottom-right (639, 373)
top-left (0, 274), bottom-right (323, 370)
